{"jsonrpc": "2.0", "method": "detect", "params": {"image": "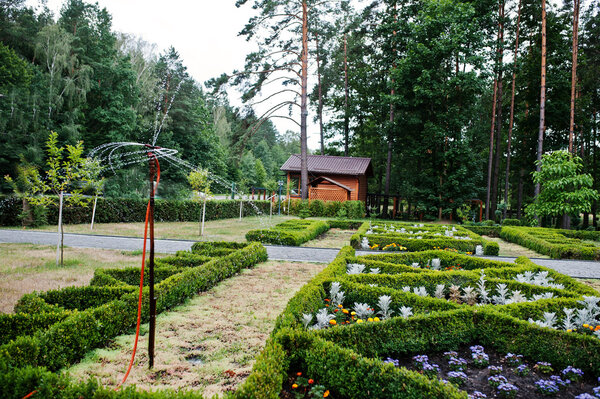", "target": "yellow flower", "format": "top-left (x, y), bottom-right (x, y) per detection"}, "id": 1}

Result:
top-left (351, 311), bottom-right (356, 316)
top-left (292, 384), bottom-right (298, 389)
top-left (367, 317), bottom-right (374, 322)
top-left (567, 329), bottom-right (573, 332)
top-left (323, 390), bottom-right (330, 398)
top-left (329, 319), bottom-right (337, 325)
top-left (583, 323), bottom-right (590, 328)
top-left (357, 319), bottom-right (364, 323)
top-left (373, 317), bottom-right (380, 322)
